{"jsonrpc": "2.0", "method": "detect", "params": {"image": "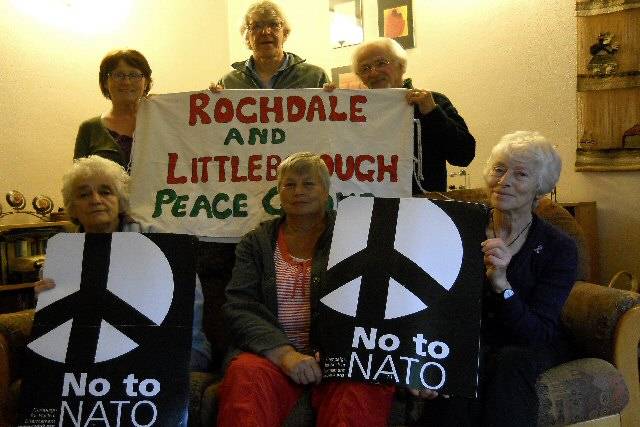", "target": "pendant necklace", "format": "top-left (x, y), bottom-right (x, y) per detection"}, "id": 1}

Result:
top-left (492, 215), bottom-right (533, 247)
